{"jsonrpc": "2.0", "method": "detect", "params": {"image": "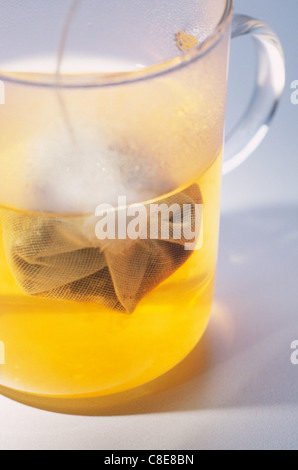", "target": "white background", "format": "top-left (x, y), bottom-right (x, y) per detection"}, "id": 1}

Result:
top-left (0, 0), bottom-right (298, 450)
